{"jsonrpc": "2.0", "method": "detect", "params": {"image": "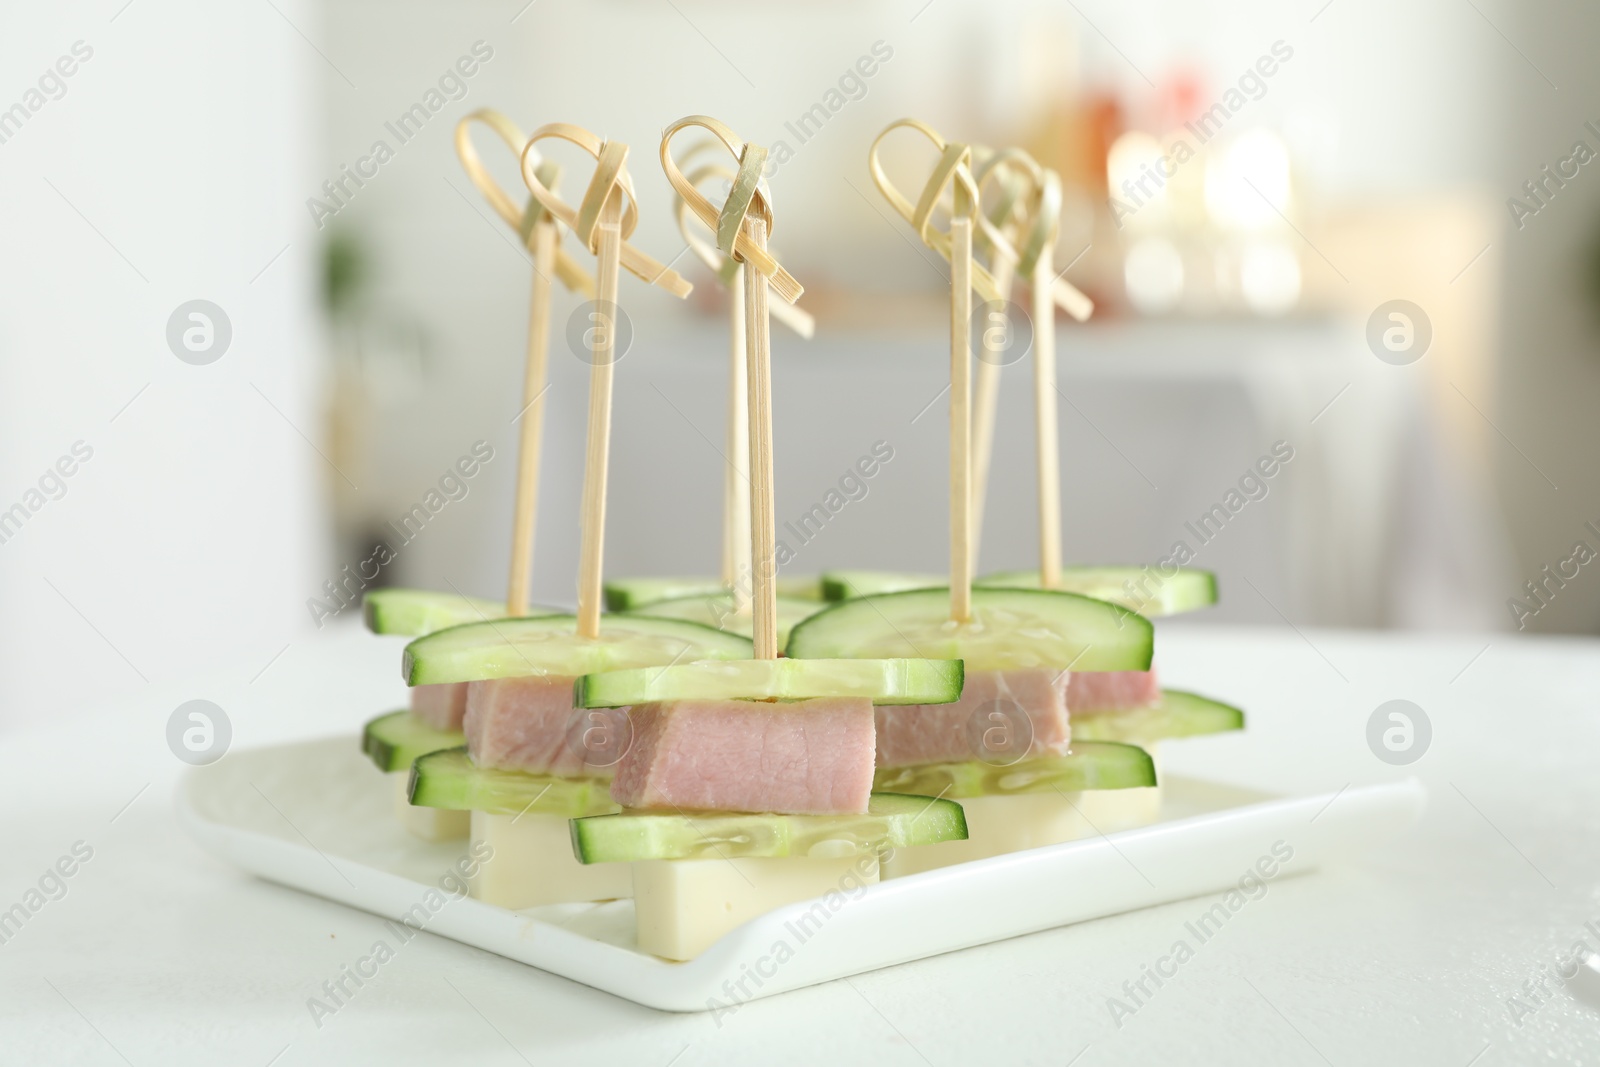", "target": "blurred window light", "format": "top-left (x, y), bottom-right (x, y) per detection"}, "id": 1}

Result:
top-left (1108, 131), bottom-right (1172, 227)
top-left (1238, 241), bottom-right (1301, 316)
top-left (1205, 129), bottom-right (1292, 230)
top-left (1124, 237), bottom-right (1185, 314)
